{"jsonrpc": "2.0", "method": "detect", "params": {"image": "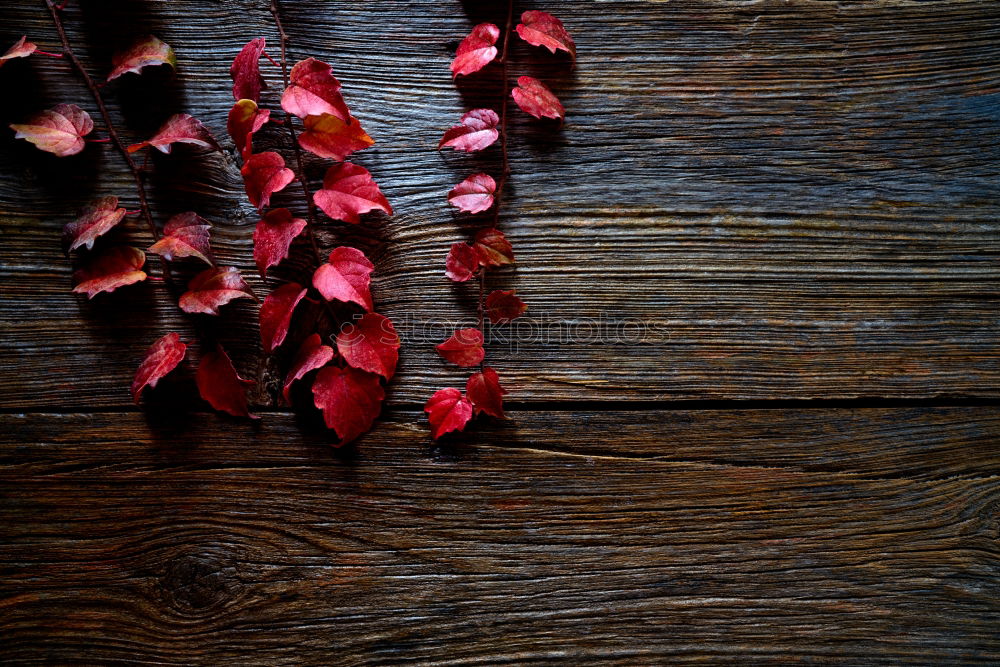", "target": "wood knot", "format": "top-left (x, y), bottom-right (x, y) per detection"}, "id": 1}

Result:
top-left (159, 548), bottom-right (242, 615)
